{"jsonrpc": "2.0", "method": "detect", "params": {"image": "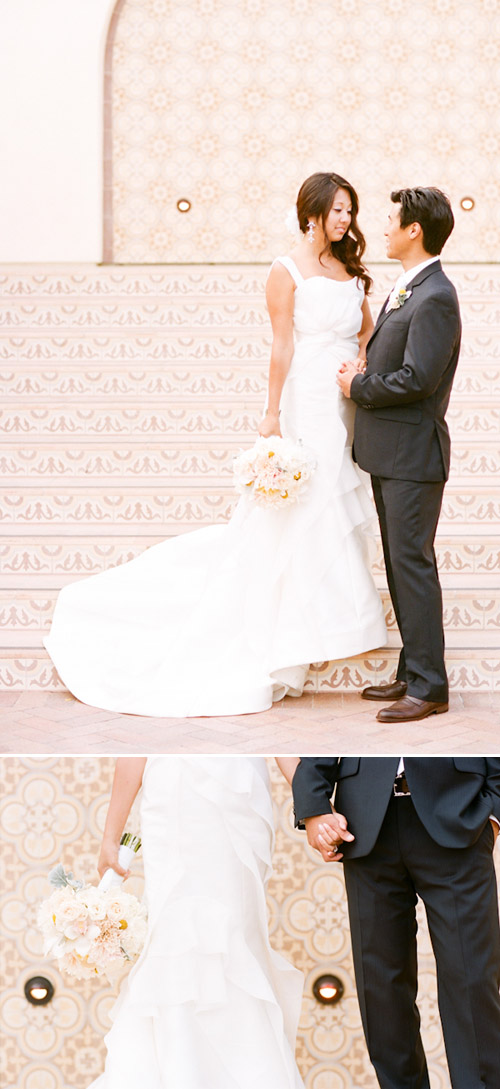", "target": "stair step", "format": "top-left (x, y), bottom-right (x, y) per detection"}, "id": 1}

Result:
top-left (0, 402), bottom-right (498, 439)
top-left (1, 647), bottom-right (498, 694)
top-left (0, 536), bottom-right (499, 589)
top-left (2, 366), bottom-right (499, 401)
top-left (0, 335), bottom-right (271, 366)
top-left (1, 336), bottom-right (496, 367)
top-left (1, 588), bottom-right (499, 648)
top-left (1, 442), bottom-right (499, 485)
top-left (1, 262), bottom-right (498, 691)
top-left (0, 487), bottom-right (499, 534)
